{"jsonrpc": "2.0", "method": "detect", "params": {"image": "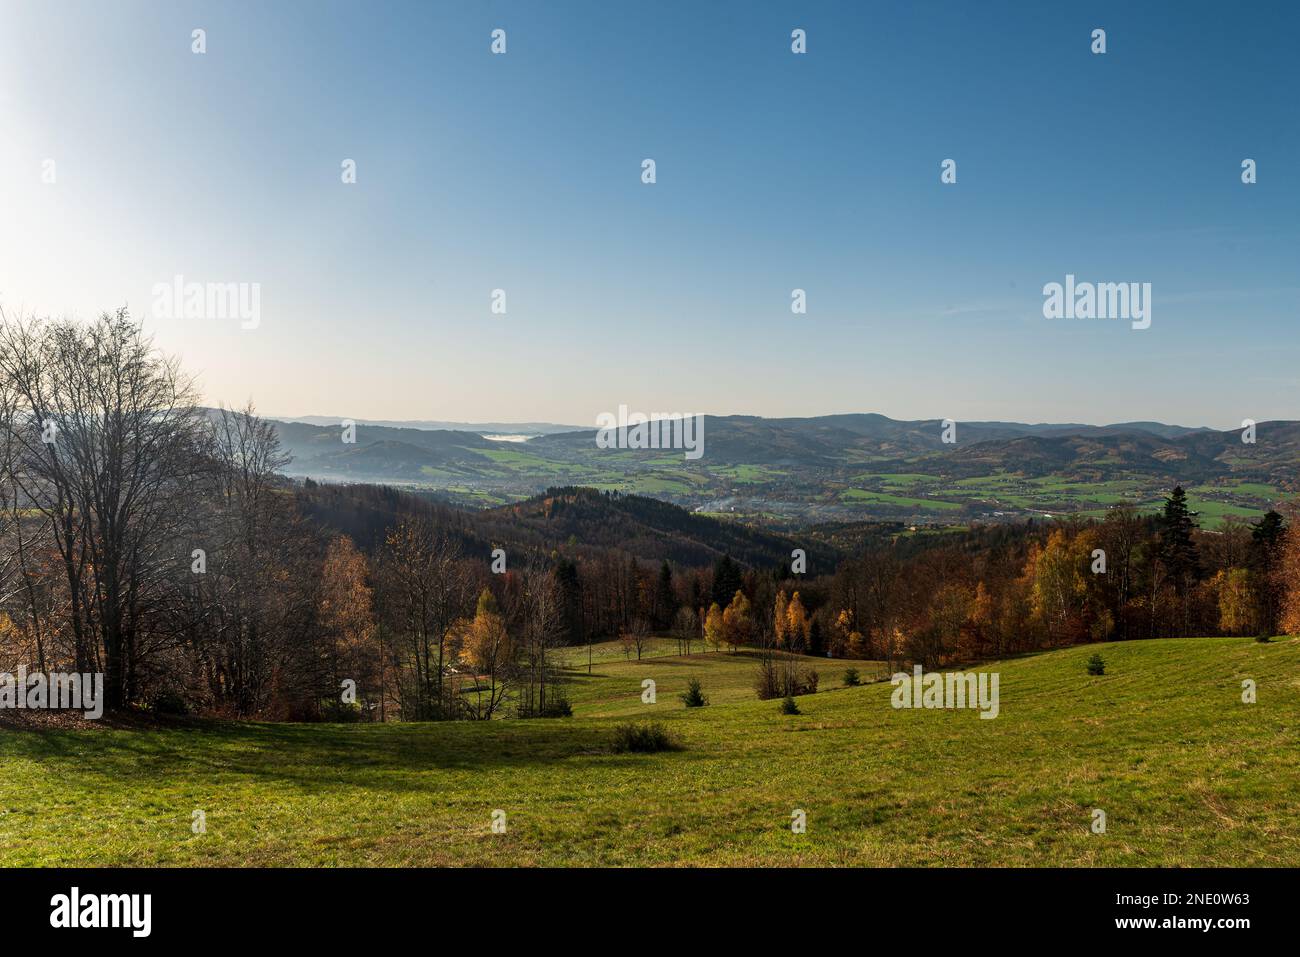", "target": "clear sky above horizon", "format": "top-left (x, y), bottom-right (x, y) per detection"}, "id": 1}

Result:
top-left (1, 0), bottom-right (1296, 429)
